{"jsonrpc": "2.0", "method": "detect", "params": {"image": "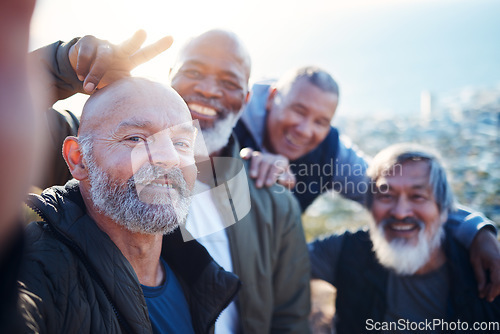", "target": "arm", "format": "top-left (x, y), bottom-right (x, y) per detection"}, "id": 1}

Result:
top-left (28, 30), bottom-right (174, 108)
top-left (447, 205), bottom-right (499, 302)
top-left (0, 0), bottom-right (36, 249)
top-left (308, 233), bottom-right (345, 286)
top-left (271, 195), bottom-right (311, 333)
top-left (447, 205), bottom-right (496, 247)
top-left (28, 38), bottom-right (83, 107)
